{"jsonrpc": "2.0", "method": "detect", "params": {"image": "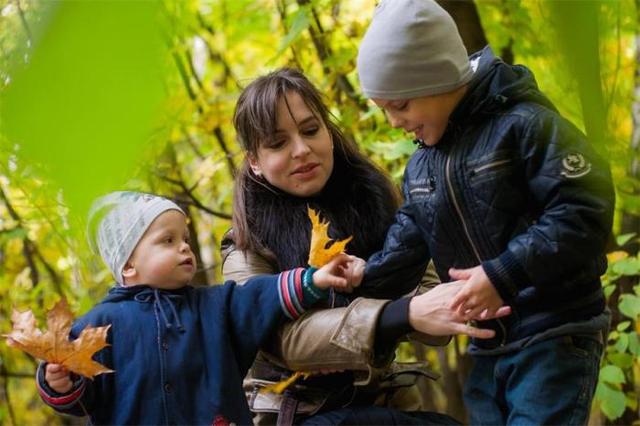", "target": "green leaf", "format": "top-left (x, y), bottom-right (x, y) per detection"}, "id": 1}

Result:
top-left (607, 352), bottom-right (634, 369)
top-left (0, 227), bottom-right (27, 244)
top-left (619, 295), bottom-right (640, 320)
top-left (616, 321), bottom-right (631, 331)
top-left (599, 365), bottom-right (626, 385)
top-left (595, 382), bottom-right (626, 420)
top-left (628, 332), bottom-right (640, 357)
top-left (616, 232), bottom-right (637, 247)
top-left (614, 333), bottom-right (629, 353)
top-left (612, 257), bottom-right (640, 276)
top-left (272, 6), bottom-right (310, 60)
top-left (604, 285), bottom-right (616, 298)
